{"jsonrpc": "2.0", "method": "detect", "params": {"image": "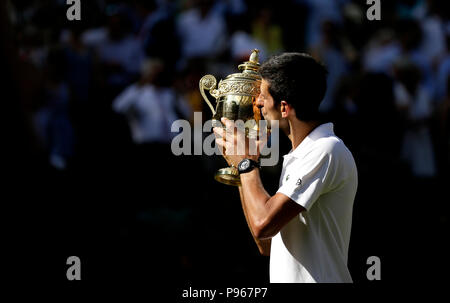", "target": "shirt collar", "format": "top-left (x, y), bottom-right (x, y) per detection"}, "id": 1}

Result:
top-left (284, 122), bottom-right (335, 159)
